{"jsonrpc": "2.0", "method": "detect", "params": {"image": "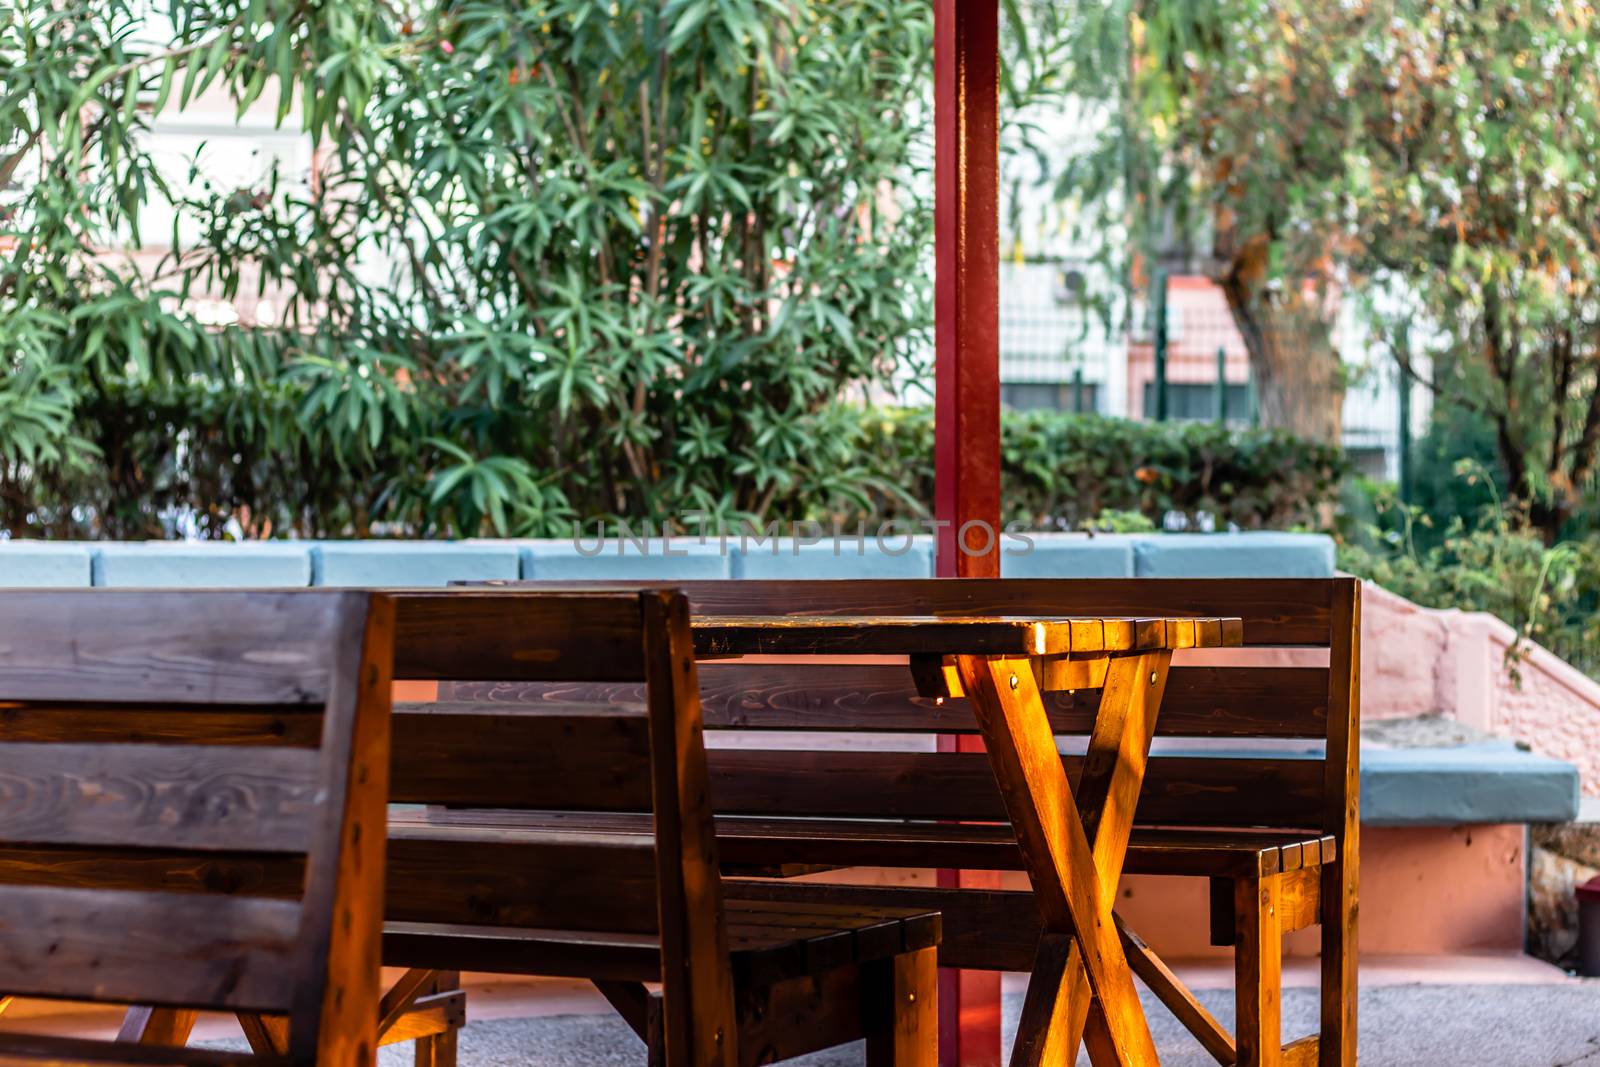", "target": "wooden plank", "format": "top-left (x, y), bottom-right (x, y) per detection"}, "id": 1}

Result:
top-left (374, 991), bottom-right (464, 1045)
top-left (0, 590), bottom-right (357, 705)
top-left (956, 655), bottom-right (1158, 1064)
top-left (593, 981), bottom-right (651, 1040)
top-left (1048, 650), bottom-right (1173, 1063)
top-left (694, 616), bottom-right (1169, 658)
top-left (1008, 934), bottom-right (1073, 1067)
top-left (865, 946), bottom-right (937, 1067)
top-left (1279, 866), bottom-right (1322, 934)
top-left (1282, 1034), bottom-right (1320, 1067)
top-left (397, 811), bottom-right (1315, 879)
top-left (0, 1031), bottom-right (268, 1065)
top-left (1321, 578), bottom-right (1361, 1067)
top-left (1235, 875), bottom-right (1283, 1067)
top-left (236, 1012), bottom-right (290, 1055)
top-left (734, 964), bottom-right (864, 1067)
top-left (0, 844), bottom-right (303, 897)
top-left (390, 592), bottom-right (647, 681)
top-left (389, 709), bottom-right (651, 809)
top-left (715, 881), bottom-right (1038, 972)
top-left (1116, 917), bottom-right (1235, 1066)
top-left (0, 705), bottom-right (323, 746)
top-left (640, 589), bottom-right (737, 1067)
top-left (429, 664), bottom-right (1331, 738)
top-left (381, 921), bottom-right (661, 983)
top-left (0, 884), bottom-right (300, 1011)
top-left (0, 742), bottom-right (320, 853)
top-left (386, 828), bottom-right (659, 933)
top-left (495, 579), bottom-right (1334, 645)
top-left (376, 969), bottom-right (438, 1038)
top-left (116, 1008), bottom-right (198, 1047)
top-left (701, 750), bottom-right (1325, 828)
top-left (291, 592), bottom-right (393, 1066)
